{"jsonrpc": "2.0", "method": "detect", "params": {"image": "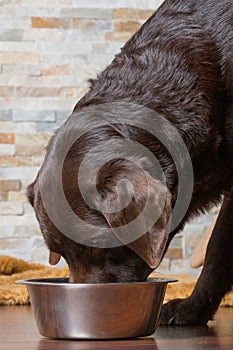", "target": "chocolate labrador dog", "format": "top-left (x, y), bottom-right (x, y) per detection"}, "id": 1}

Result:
top-left (27, 0), bottom-right (233, 325)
